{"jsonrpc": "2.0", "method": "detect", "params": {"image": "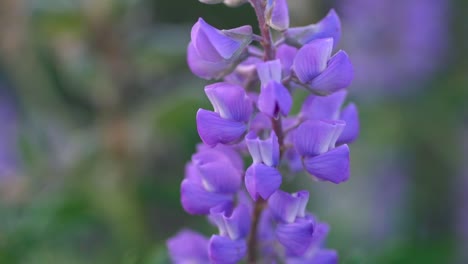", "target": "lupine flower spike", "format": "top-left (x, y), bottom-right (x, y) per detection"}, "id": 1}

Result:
top-left (168, 0), bottom-right (359, 262)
